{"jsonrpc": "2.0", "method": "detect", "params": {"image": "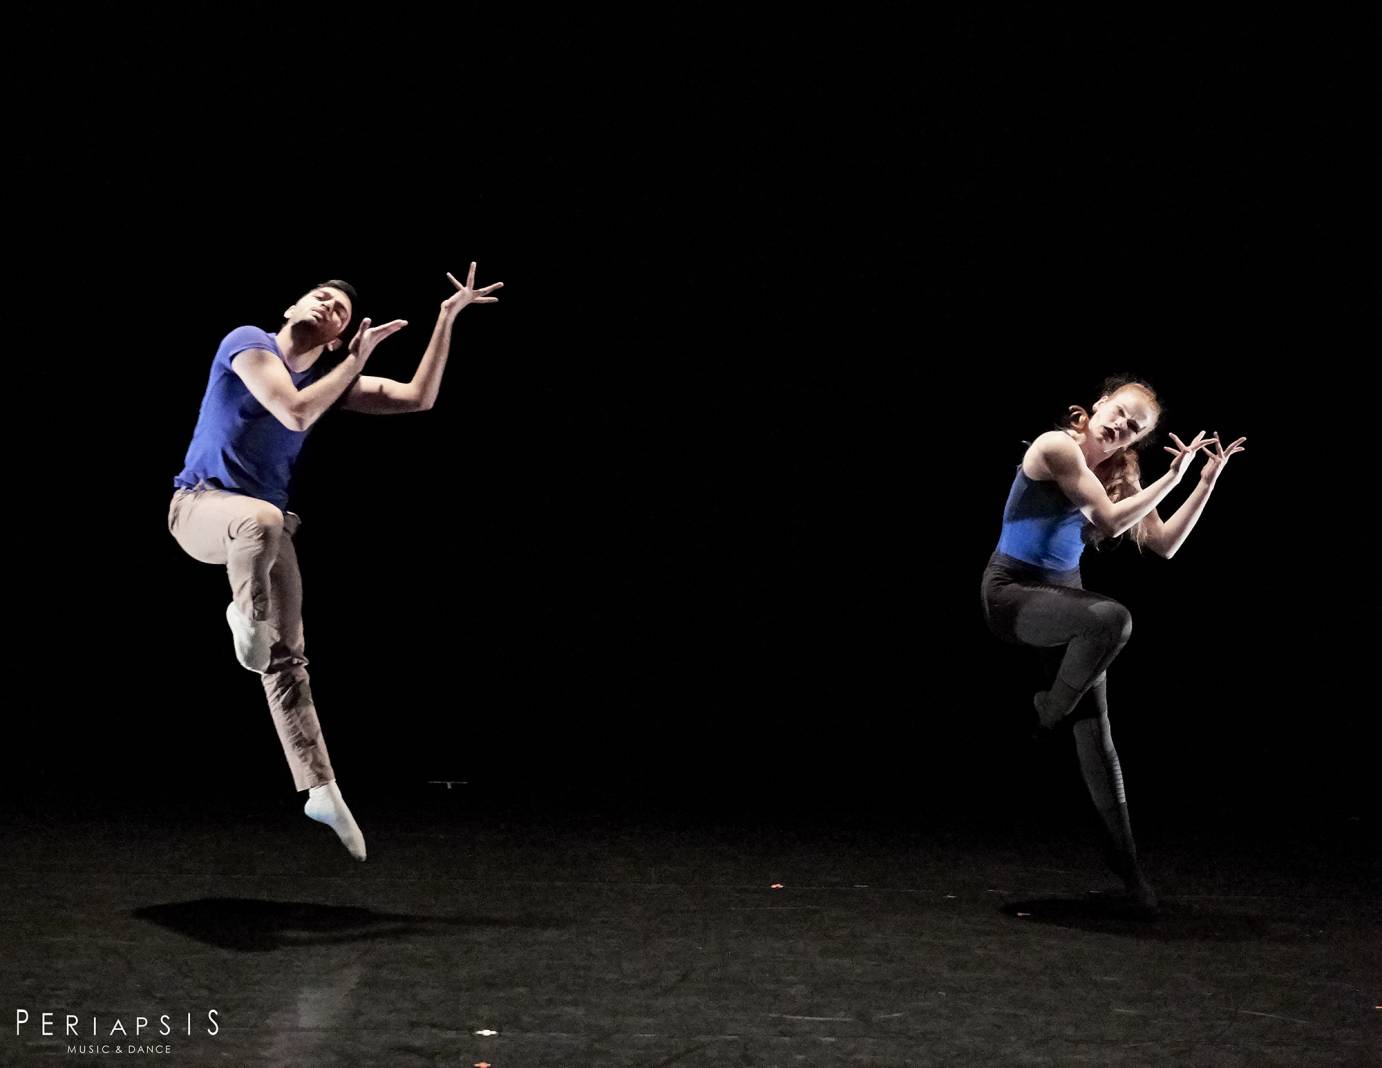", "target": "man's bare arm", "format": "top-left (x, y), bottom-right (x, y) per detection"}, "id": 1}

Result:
top-left (339, 263), bottom-right (501, 415)
top-left (232, 349), bottom-right (368, 431)
top-left (232, 316), bottom-right (408, 430)
top-left (337, 311), bottom-right (450, 415)
top-left (338, 373), bottom-right (427, 415)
